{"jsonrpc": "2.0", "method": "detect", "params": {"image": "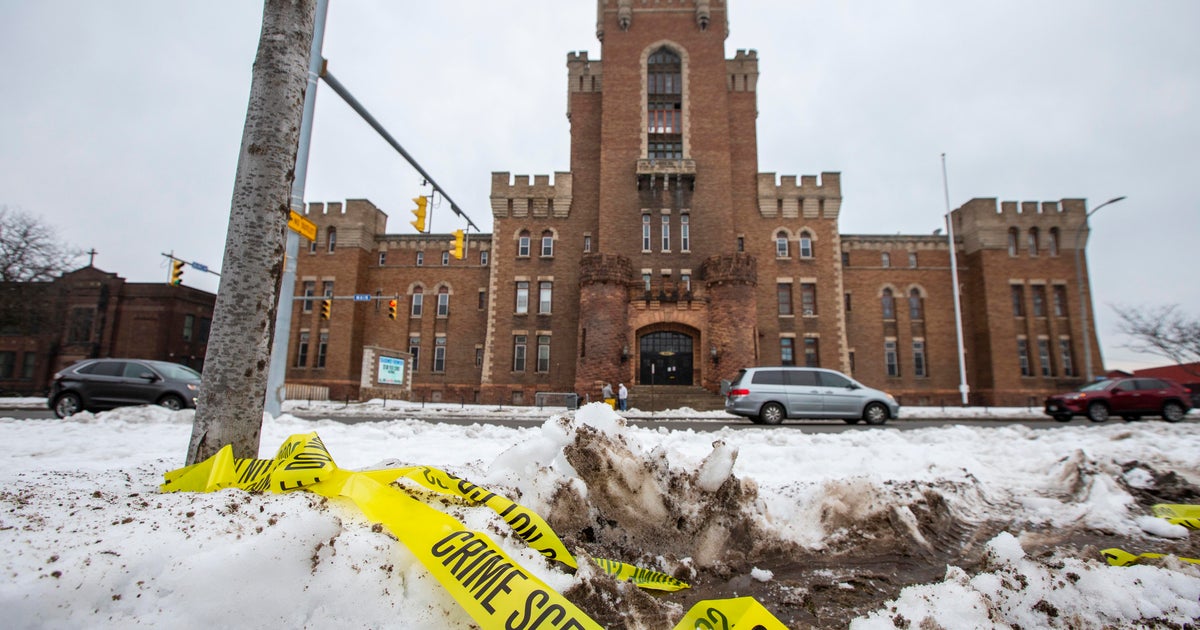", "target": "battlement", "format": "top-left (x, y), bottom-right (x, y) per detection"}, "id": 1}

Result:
top-left (701, 253), bottom-right (757, 287)
top-left (567, 51), bottom-right (603, 97)
top-left (597, 0), bottom-right (728, 39)
top-left (952, 197), bottom-right (1089, 253)
top-left (727, 49), bottom-right (758, 92)
top-left (579, 253), bottom-right (633, 286)
top-left (490, 172), bottom-right (573, 219)
top-left (756, 172), bottom-right (843, 220)
top-left (303, 199), bottom-right (388, 249)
